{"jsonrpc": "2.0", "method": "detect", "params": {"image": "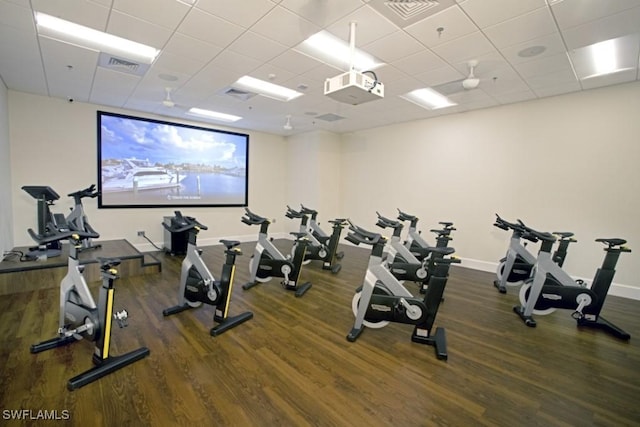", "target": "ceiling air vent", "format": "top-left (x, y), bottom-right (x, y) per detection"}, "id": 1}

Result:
top-left (98, 53), bottom-right (149, 76)
top-left (368, 0), bottom-right (458, 28)
top-left (223, 87), bottom-right (257, 101)
top-left (316, 113), bottom-right (346, 122)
